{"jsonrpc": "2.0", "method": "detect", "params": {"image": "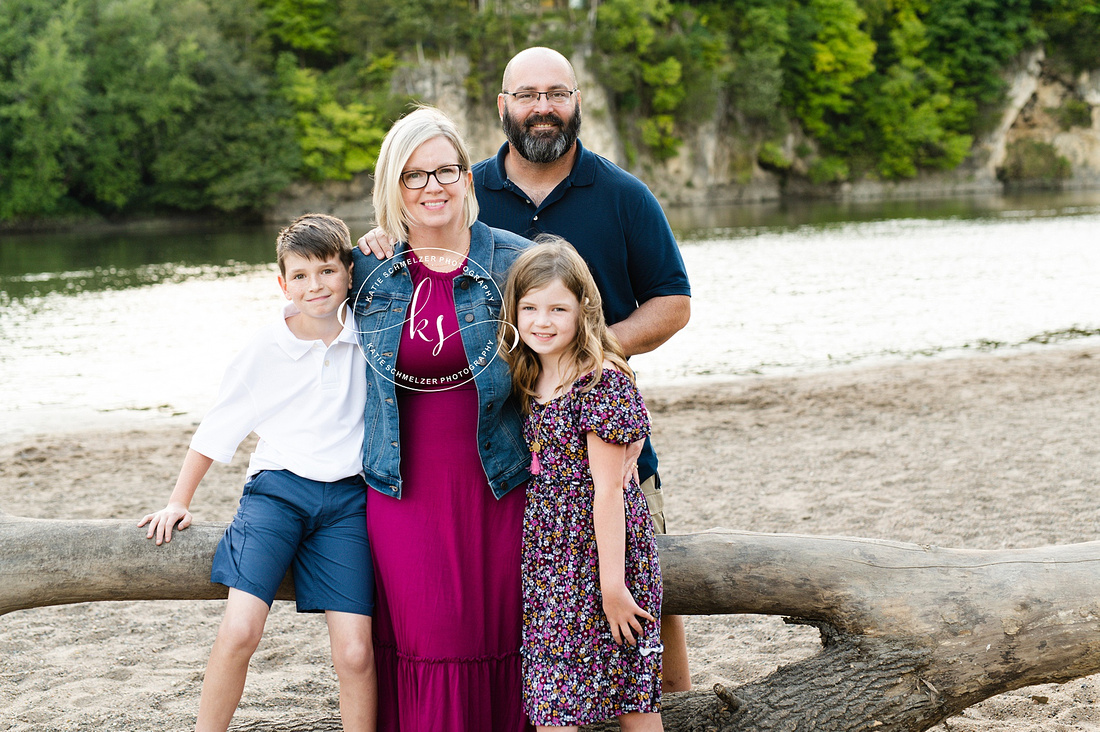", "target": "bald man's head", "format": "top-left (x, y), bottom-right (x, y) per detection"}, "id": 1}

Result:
top-left (502, 47), bottom-right (577, 92)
